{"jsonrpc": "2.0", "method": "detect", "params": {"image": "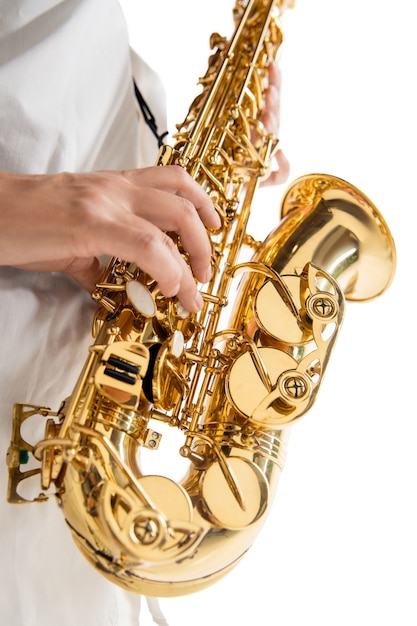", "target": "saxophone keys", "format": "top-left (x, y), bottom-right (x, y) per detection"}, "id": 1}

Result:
top-left (150, 339), bottom-right (188, 410)
top-left (200, 456), bottom-right (269, 530)
top-left (170, 329), bottom-right (185, 359)
top-left (225, 346), bottom-right (298, 426)
top-left (95, 342), bottom-right (150, 409)
top-left (126, 279), bottom-right (156, 318)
